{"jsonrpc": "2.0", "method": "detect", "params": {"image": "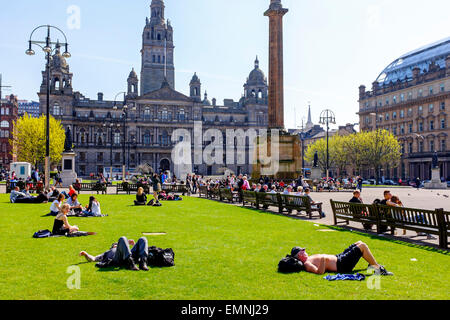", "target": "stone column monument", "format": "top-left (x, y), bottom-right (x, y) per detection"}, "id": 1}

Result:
top-left (253, 0), bottom-right (302, 180)
top-left (60, 127), bottom-right (78, 187)
top-left (265, 0), bottom-right (288, 130)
